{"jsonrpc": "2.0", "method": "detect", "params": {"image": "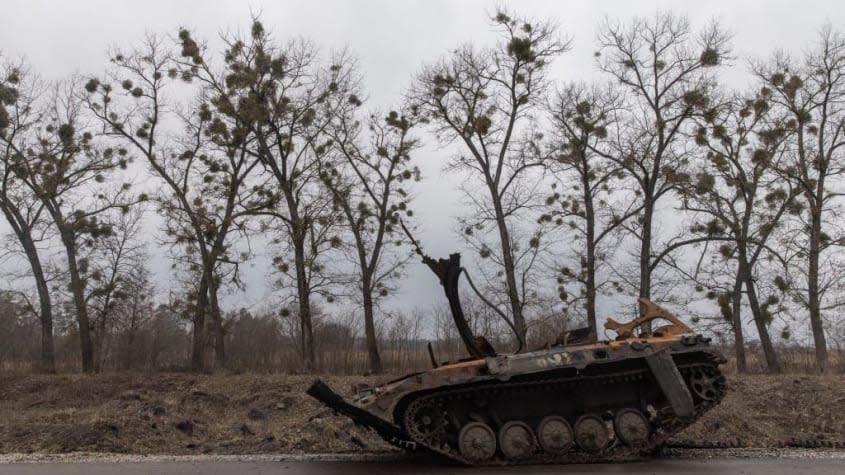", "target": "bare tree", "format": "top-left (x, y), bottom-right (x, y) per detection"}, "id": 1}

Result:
top-left (0, 61), bottom-right (56, 372)
top-left (113, 262), bottom-right (154, 370)
top-left (751, 26), bottom-right (845, 372)
top-left (409, 10), bottom-right (569, 348)
top-left (545, 82), bottom-right (639, 340)
top-left (595, 13), bottom-right (730, 319)
top-left (85, 206), bottom-right (146, 371)
top-left (3, 77), bottom-right (134, 372)
top-left (322, 109), bottom-right (420, 373)
top-left (682, 92), bottom-right (799, 372)
top-left (86, 37), bottom-right (269, 371)
top-left (176, 21), bottom-right (359, 370)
